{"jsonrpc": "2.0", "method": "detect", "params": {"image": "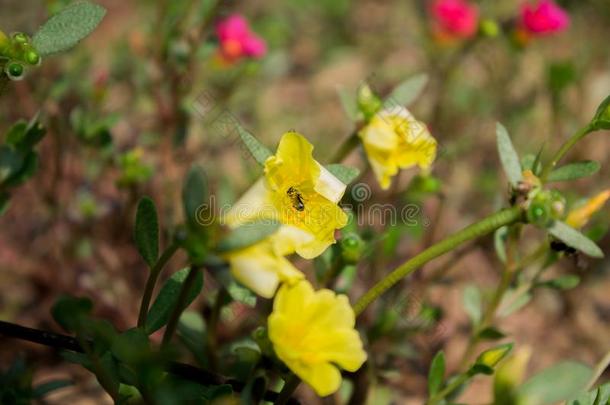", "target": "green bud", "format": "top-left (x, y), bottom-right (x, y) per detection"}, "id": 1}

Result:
top-left (5, 61), bottom-right (24, 80)
top-left (0, 30), bottom-right (9, 52)
top-left (549, 190), bottom-right (566, 219)
top-left (340, 233), bottom-right (365, 264)
top-left (24, 49), bottom-right (41, 66)
top-left (357, 83), bottom-right (383, 121)
top-left (526, 190), bottom-right (553, 227)
top-left (480, 19), bottom-right (500, 38)
top-left (475, 343), bottom-right (513, 369)
top-left (410, 175), bottom-right (441, 194)
top-left (591, 94), bottom-right (610, 130)
top-left (11, 32), bottom-right (29, 45)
